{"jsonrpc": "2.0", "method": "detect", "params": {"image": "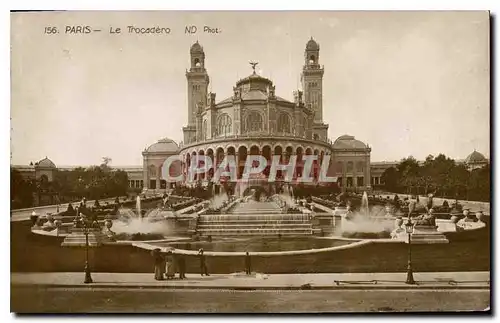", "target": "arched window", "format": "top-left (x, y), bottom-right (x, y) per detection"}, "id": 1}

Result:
top-left (313, 133), bottom-right (319, 140)
top-left (217, 114), bottom-right (232, 136)
top-left (202, 120), bottom-right (207, 140)
top-left (309, 55), bottom-right (316, 64)
top-left (277, 113), bottom-right (291, 133)
top-left (148, 165), bottom-right (156, 177)
top-left (245, 111), bottom-right (263, 132)
top-left (336, 161), bottom-right (343, 174)
top-left (356, 161), bottom-right (365, 173)
top-left (346, 161), bottom-right (354, 173)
